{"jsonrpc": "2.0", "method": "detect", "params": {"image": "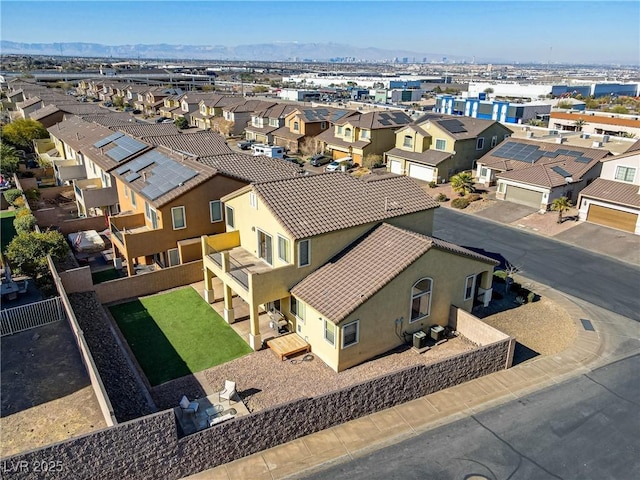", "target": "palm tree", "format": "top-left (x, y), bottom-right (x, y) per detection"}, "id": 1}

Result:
top-left (551, 196), bottom-right (572, 224)
top-left (450, 172), bottom-right (476, 196)
top-left (573, 118), bottom-right (586, 132)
